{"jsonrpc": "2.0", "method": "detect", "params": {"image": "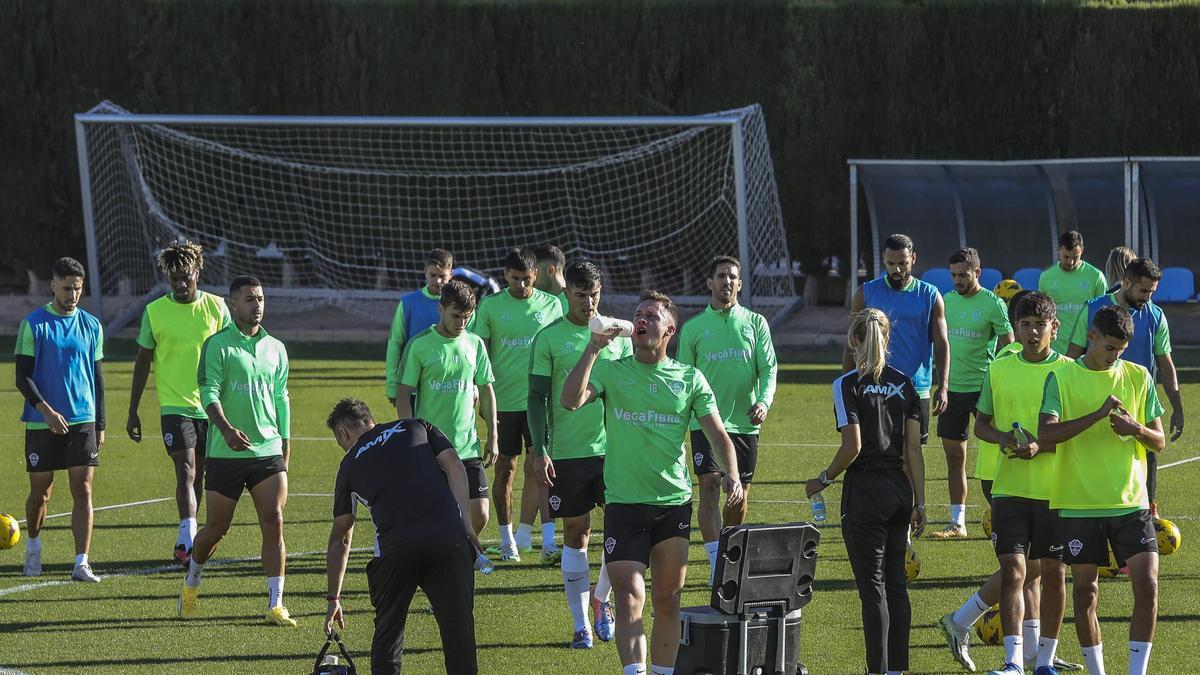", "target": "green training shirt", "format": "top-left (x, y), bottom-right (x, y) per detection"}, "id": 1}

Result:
top-left (198, 325), bottom-right (290, 459)
top-left (400, 326), bottom-right (495, 461)
top-left (1038, 261), bottom-right (1107, 354)
top-left (530, 318), bottom-right (632, 460)
top-left (676, 303), bottom-right (777, 434)
top-left (137, 291), bottom-right (230, 418)
top-left (471, 288), bottom-right (563, 411)
top-left (587, 356), bottom-right (718, 506)
top-left (943, 288), bottom-right (1012, 393)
